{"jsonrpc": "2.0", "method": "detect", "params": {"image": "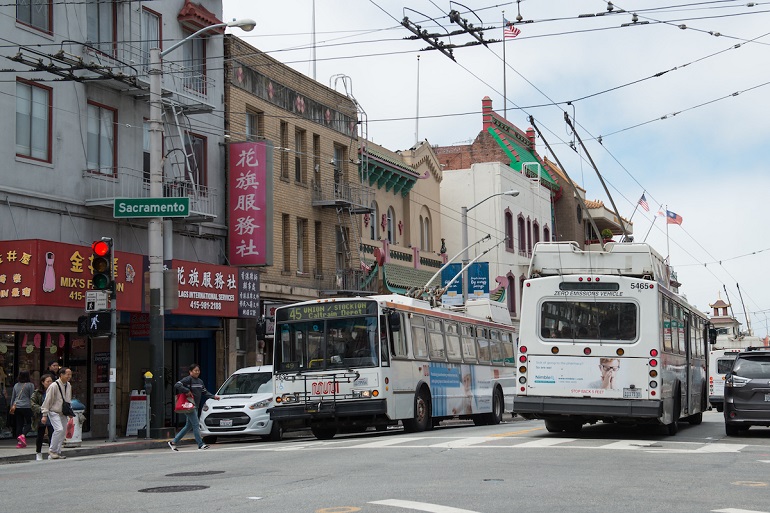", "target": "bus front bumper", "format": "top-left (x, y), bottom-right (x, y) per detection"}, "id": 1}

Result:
top-left (269, 399), bottom-right (387, 421)
top-left (514, 396), bottom-right (663, 419)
